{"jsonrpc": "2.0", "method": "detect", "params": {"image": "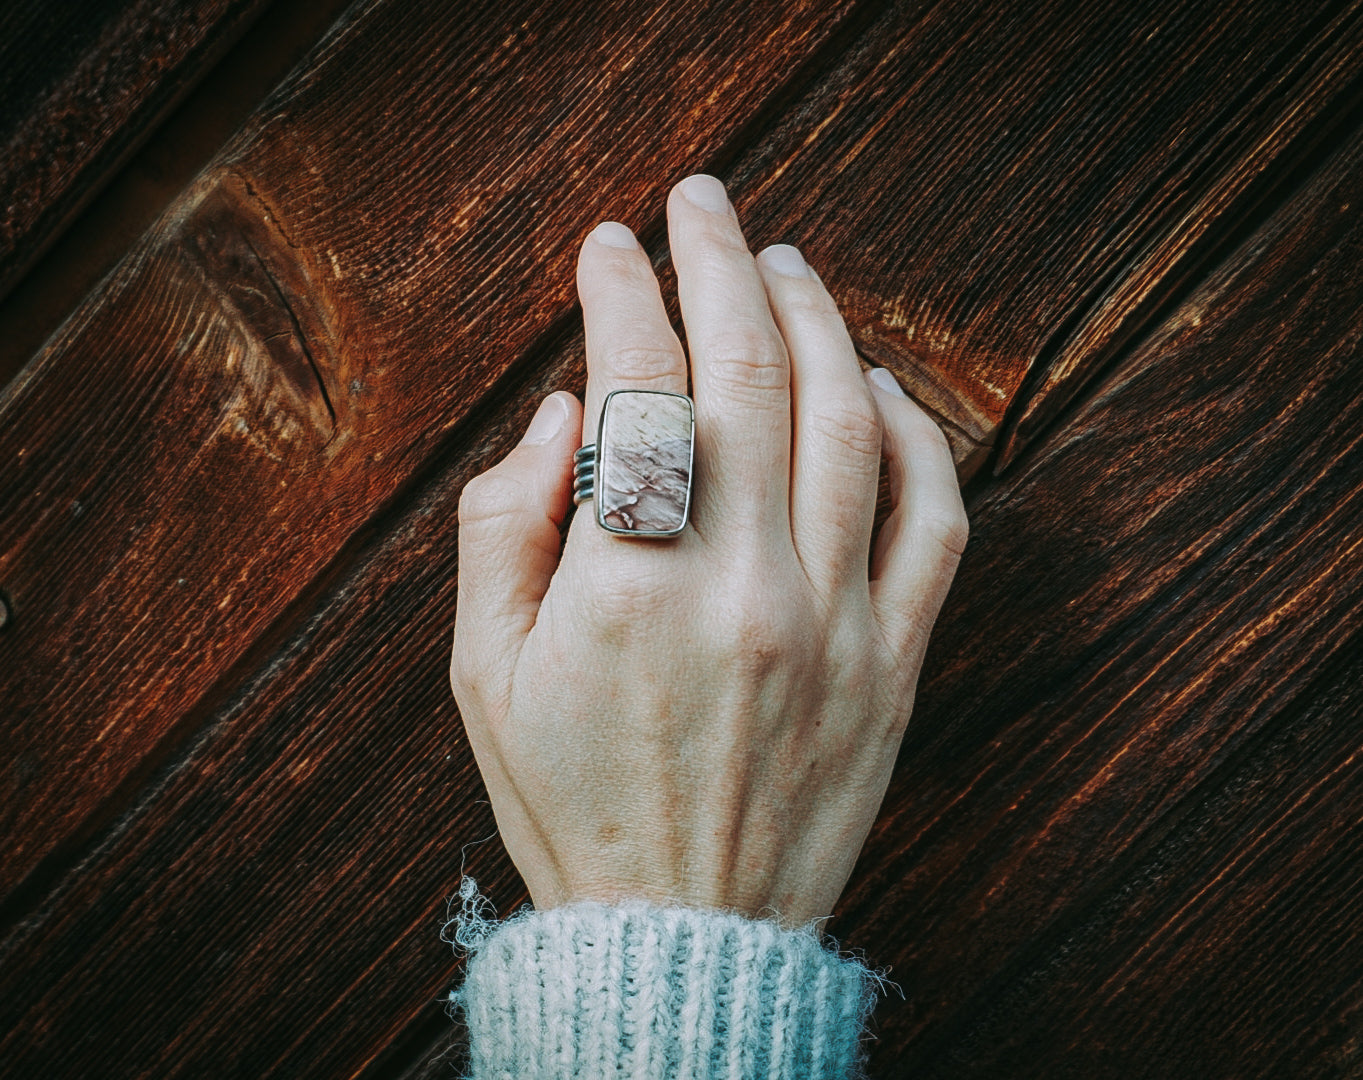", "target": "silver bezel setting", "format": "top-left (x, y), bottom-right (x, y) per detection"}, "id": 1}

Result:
top-left (574, 389), bottom-right (695, 538)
